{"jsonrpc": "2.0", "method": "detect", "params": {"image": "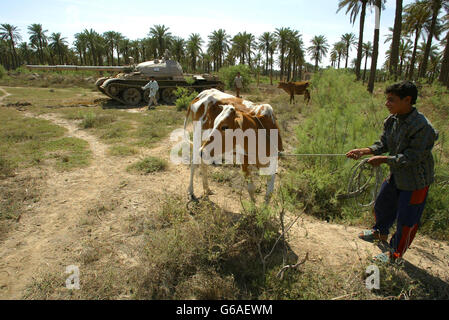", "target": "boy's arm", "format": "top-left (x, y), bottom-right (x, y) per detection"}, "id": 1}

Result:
top-left (386, 124), bottom-right (438, 168)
